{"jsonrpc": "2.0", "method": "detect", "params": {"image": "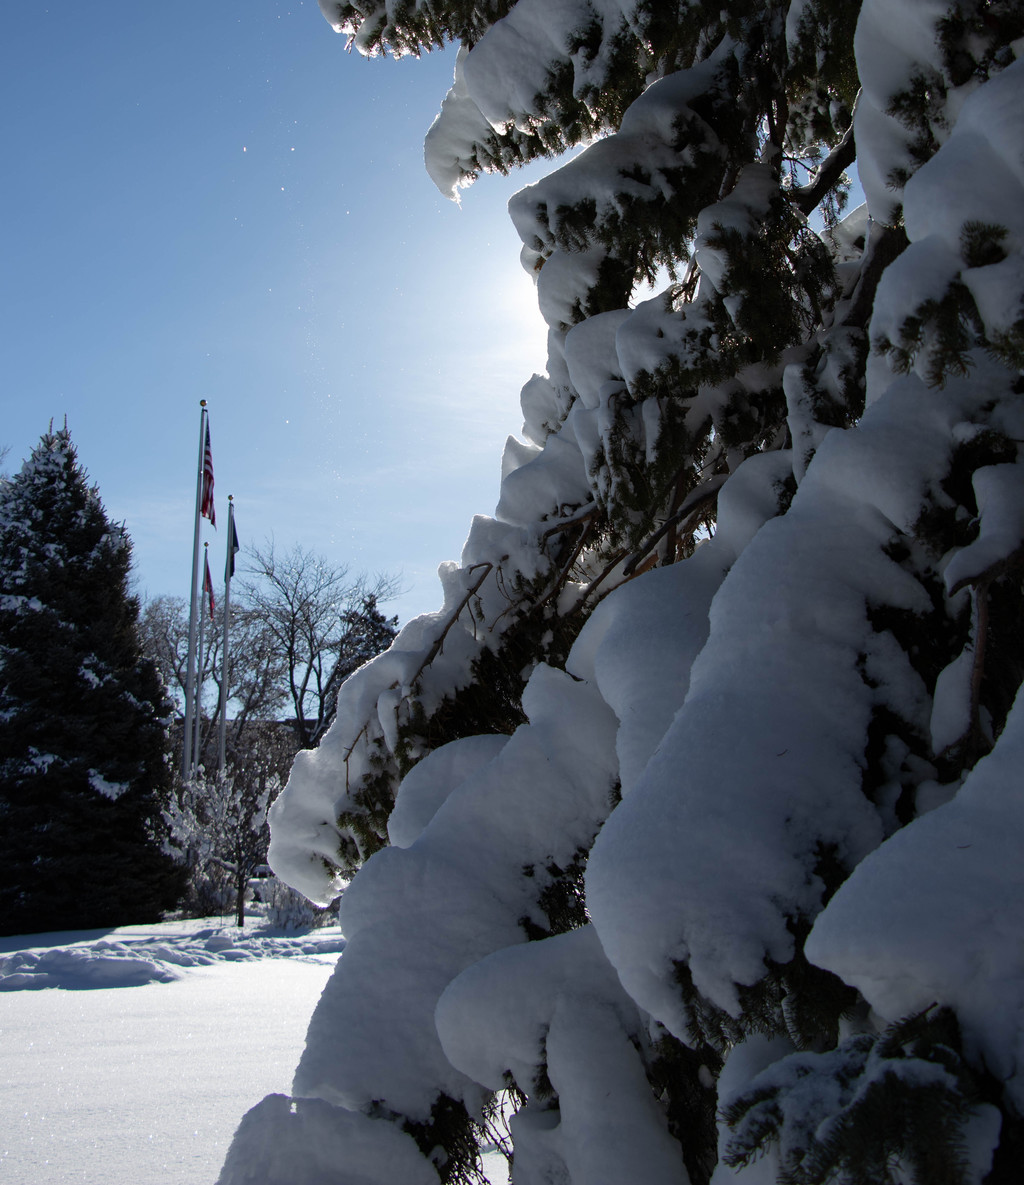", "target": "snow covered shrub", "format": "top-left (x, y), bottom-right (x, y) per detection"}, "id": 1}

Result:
top-left (176, 855), bottom-right (237, 920)
top-left (165, 767), bottom-right (271, 926)
top-left (221, 3), bottom-right (1024, 1183)
top-left (260, 877), bottom-right (339, 931)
